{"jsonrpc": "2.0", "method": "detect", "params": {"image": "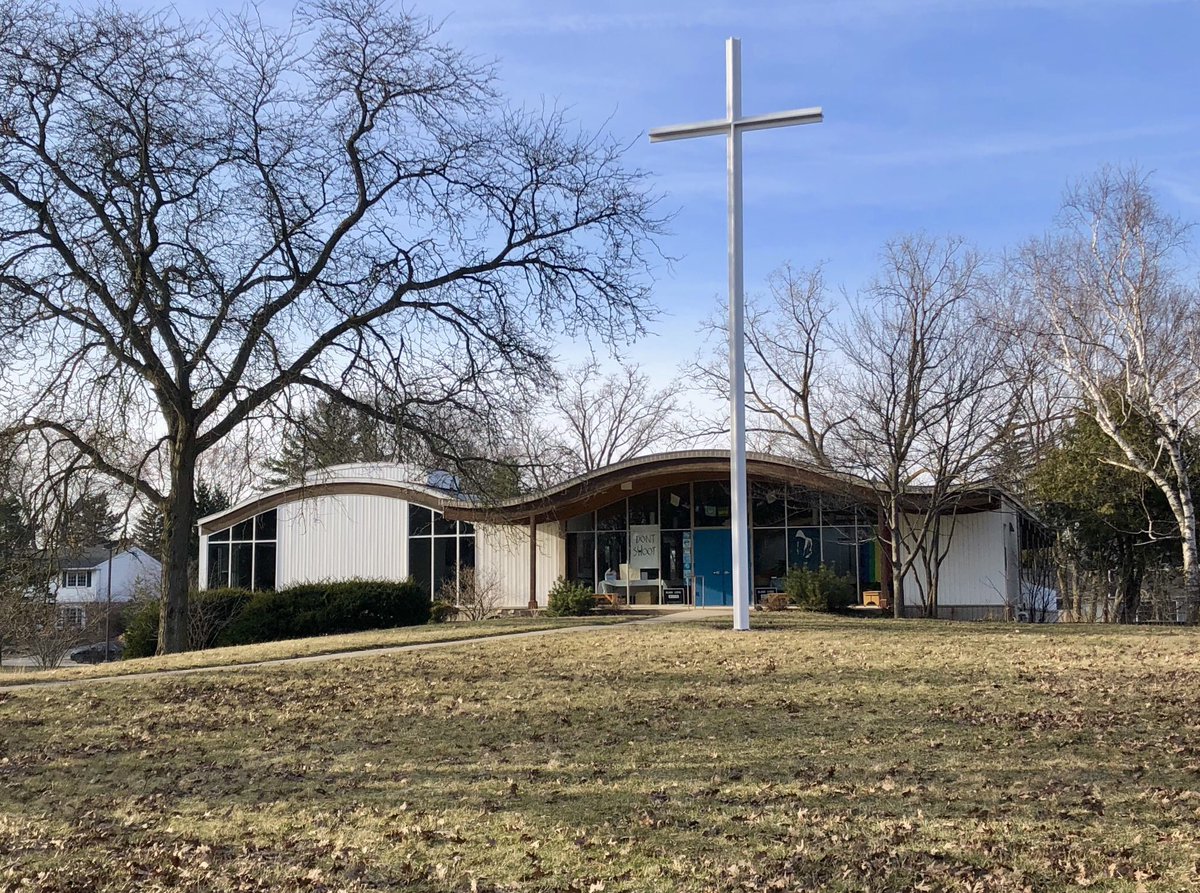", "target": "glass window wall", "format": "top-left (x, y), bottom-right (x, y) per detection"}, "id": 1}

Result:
top-left (206, 509), bottom-right (278, 591)
top-left (563, 481), bottom-right (876, 604)
top-left (408, 506), bottom-right (475, 598)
